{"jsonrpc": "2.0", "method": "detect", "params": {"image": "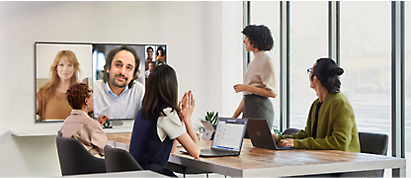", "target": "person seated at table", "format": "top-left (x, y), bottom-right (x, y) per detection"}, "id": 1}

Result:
top-left (129, 65), bottom-right (200, 177)
top-left (273, 58), bottom-right (360, 152)
top-left (61, 83), bottom-right (110, 157)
